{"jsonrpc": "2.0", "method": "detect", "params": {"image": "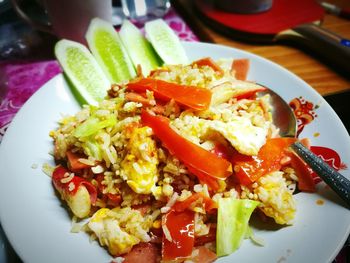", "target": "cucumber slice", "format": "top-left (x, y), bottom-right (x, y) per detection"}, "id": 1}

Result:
top-left (145, 19), bottom-right (188, 65)
top-left (119, 19), bottom-right (162, 76)
top-left (55, 39), bottom-right (111, 106)
top-left (216, 198), bottom-right (260, 257)
top-left (85, 18), bottom-right (136, 83)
